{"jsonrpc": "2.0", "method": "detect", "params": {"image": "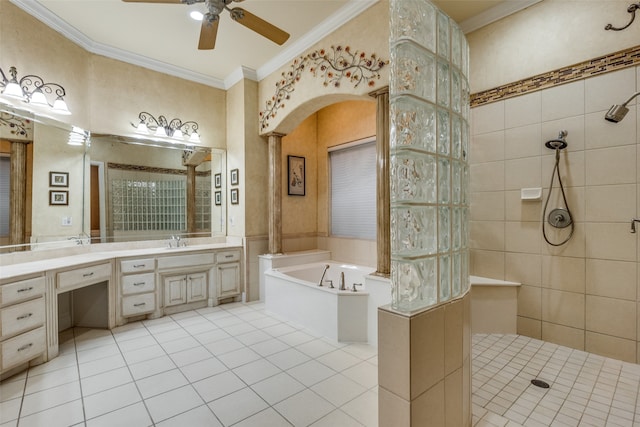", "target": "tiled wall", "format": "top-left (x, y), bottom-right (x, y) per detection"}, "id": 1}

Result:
top-left (470, 65), bottom-right (640, 363)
